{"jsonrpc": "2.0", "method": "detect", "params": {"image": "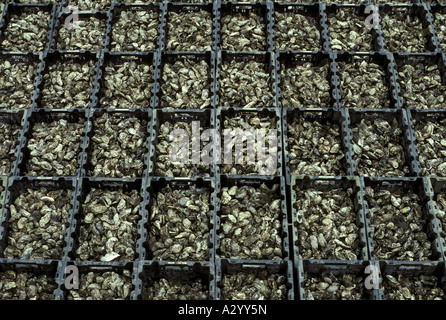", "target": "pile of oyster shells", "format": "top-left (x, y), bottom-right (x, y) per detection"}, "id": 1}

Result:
top-left (304, 272), bottom-right (366, 300)
top-left (413, 118), bottom-right (446, 176)
top-left (279, 62), bottom-right (330, 108)
top-left (1, 10), bottom-right (50, 52)
top-left (351, 118), bottom-right (409, 177)
top-left (99, 60), bottom-right (153, 109)
top-left (396, 62), bottom-right (446, 110)
top-left (365, 186), bottom-right (433, 261)
top-left (433, 11), bottom-right (446, 52)
top-left (111, 9), bottom-right (159, 52)
top-left (294, 185), bottom-right (361, 261)
top-left (0, 60), bottom-right (37, 110)
top-left (328, 10), bottom-right (373, 52)
top-left (90, 113), bottom-right (148, 178)
top-left (40, 58), bottom-right (95, 109)
top-left (0, 270), bottom-right (57, 300)
top-left (76, 188), bottom-right (141, 262)
top-left (219, 184), bottom-right (283, 260)
top-left (167, 9), bottom-right (212, 51)
top-left (221, 270), bottom-right (287, 300)
top-left (221, 12), bottom-right (266, 51)
top-left (57, 17), bottom-right (105, 51)
top-left (0, 121), bottom-right (20, 176)
top-left (4, 188), bottom-right (71, 260)
top-left (221, 114), bottom-right (278, 175)
top-left (274, 11), bottom-right (320, 51)
top-left (155, 120), bottom-right (211, 177)
top-left (160, 59), bottom-right (211, 109)
top-left (148, 185), bottom-right (211, 261)
top-left (381, 12), bottom-right (429, 52)
top-left (219, 59), bottom-right (273, 108)
top-left (26, 118), bottom-right (84, 176)
top-left (382, 274), bottom-right (445, 300)
top-left (287, 115), bottom-right (345, 176)
top-left (339, 60), bottom-right (390, 109)
top-left (144, 277), bottom-right (209, 300)
top-left (65, 0), bottom-right (111, 11)
top-left (434, 192), bottom-right (446, 239)
top-left (67, 270), bottom-right (132, 300)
